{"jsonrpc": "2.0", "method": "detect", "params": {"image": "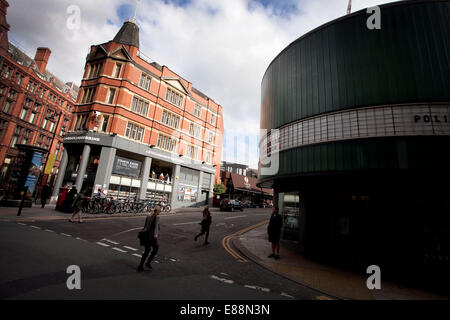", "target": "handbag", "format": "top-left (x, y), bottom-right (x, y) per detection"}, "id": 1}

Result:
top-left (138, 230), bottom-right (149, 246)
